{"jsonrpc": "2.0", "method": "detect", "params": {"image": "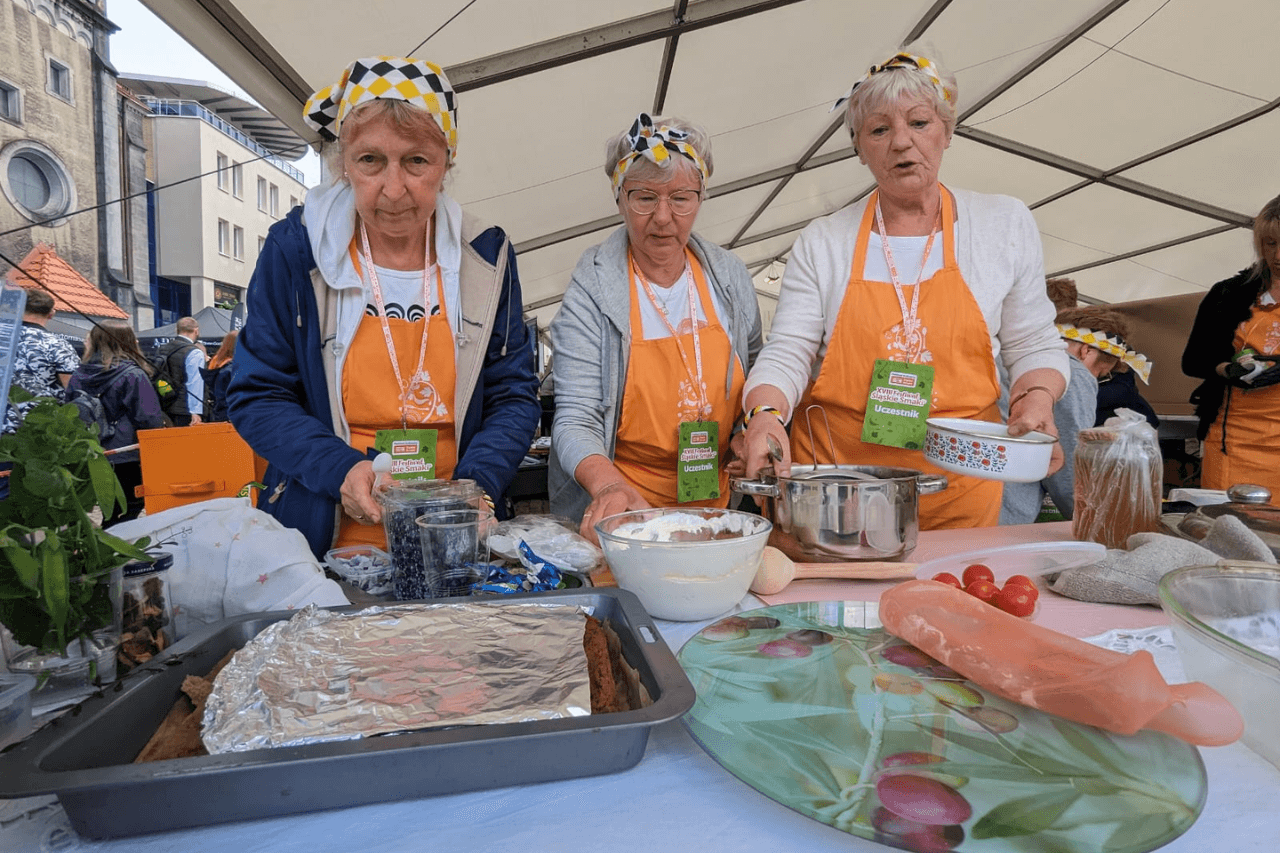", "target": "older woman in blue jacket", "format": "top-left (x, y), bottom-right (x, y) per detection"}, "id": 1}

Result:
top-left (229, 56), bottom-right (539, 558)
